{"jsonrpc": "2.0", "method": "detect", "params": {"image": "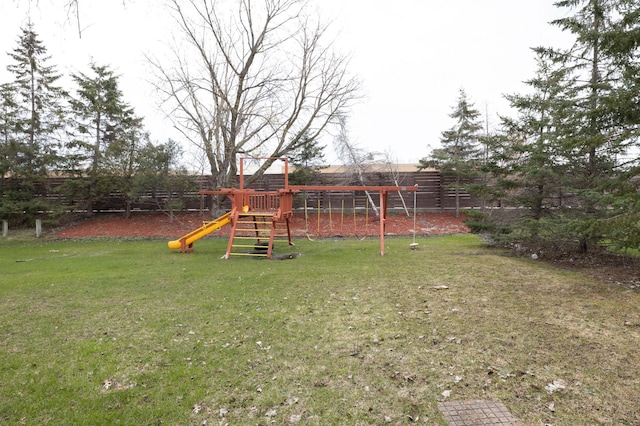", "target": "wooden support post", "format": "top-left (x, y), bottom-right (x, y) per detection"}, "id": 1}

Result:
top-left (36, 219), bottom-right (42, 238)
top-left (379, 191), bottom-right (385, 256)
top-left (2, 220), bottom-right (7, 237)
